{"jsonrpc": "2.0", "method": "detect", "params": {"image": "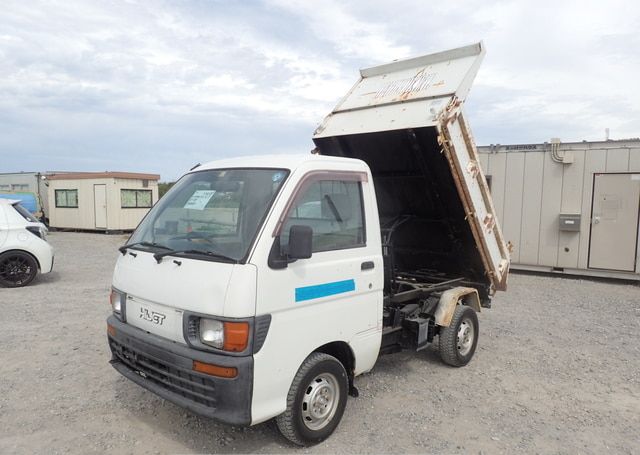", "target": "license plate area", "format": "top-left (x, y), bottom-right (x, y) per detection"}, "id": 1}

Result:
top-left (125, 297), bottom-right (185, 344)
